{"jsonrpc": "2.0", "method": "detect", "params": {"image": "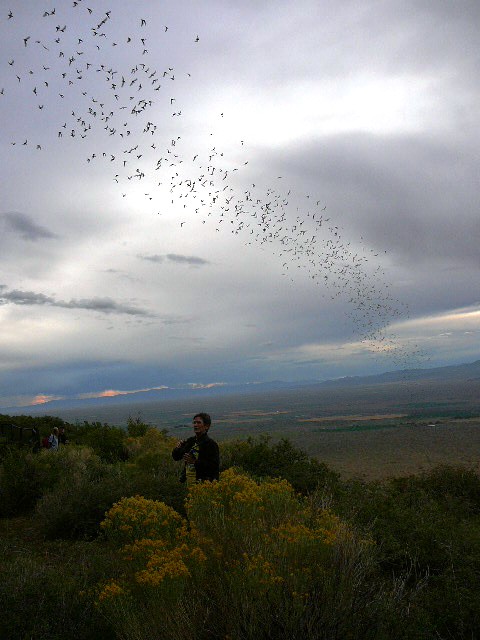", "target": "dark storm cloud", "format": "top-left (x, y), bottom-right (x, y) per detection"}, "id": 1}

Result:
top-left (138, 253), bottom-right (211, 266)
top-left (2, 212), bottom-right (58, 241)
top-left (245, 119), bottom-right (479, 324)
top-left (261, 132), bottom-right (479, 267)
top-left (0, 285), bottom-right (153, 316)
